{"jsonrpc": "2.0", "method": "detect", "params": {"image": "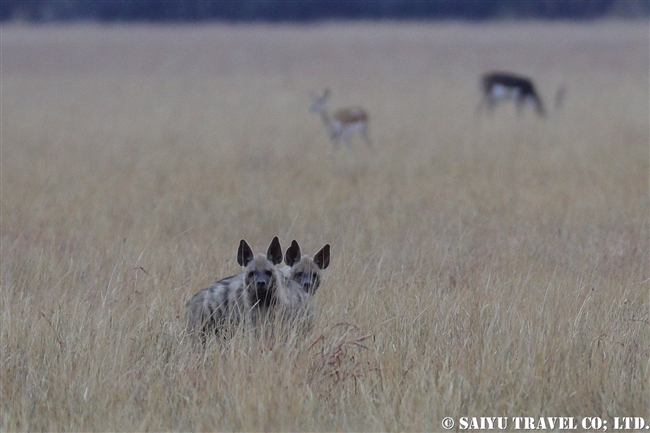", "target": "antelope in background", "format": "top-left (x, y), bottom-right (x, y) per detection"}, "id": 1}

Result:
top-left (310, 88), bottom-right (372, 150)
top-left (477, 71), bottom-right (547, 118)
